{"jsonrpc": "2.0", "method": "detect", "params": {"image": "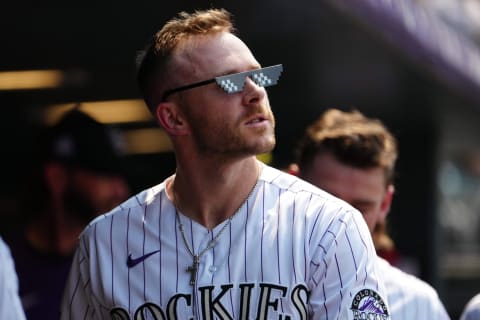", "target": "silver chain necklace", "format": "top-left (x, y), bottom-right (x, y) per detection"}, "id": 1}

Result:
top-left (174, 168), bottom-right (261, 286)
top-left (175, 211), bottom-right (233, 286)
